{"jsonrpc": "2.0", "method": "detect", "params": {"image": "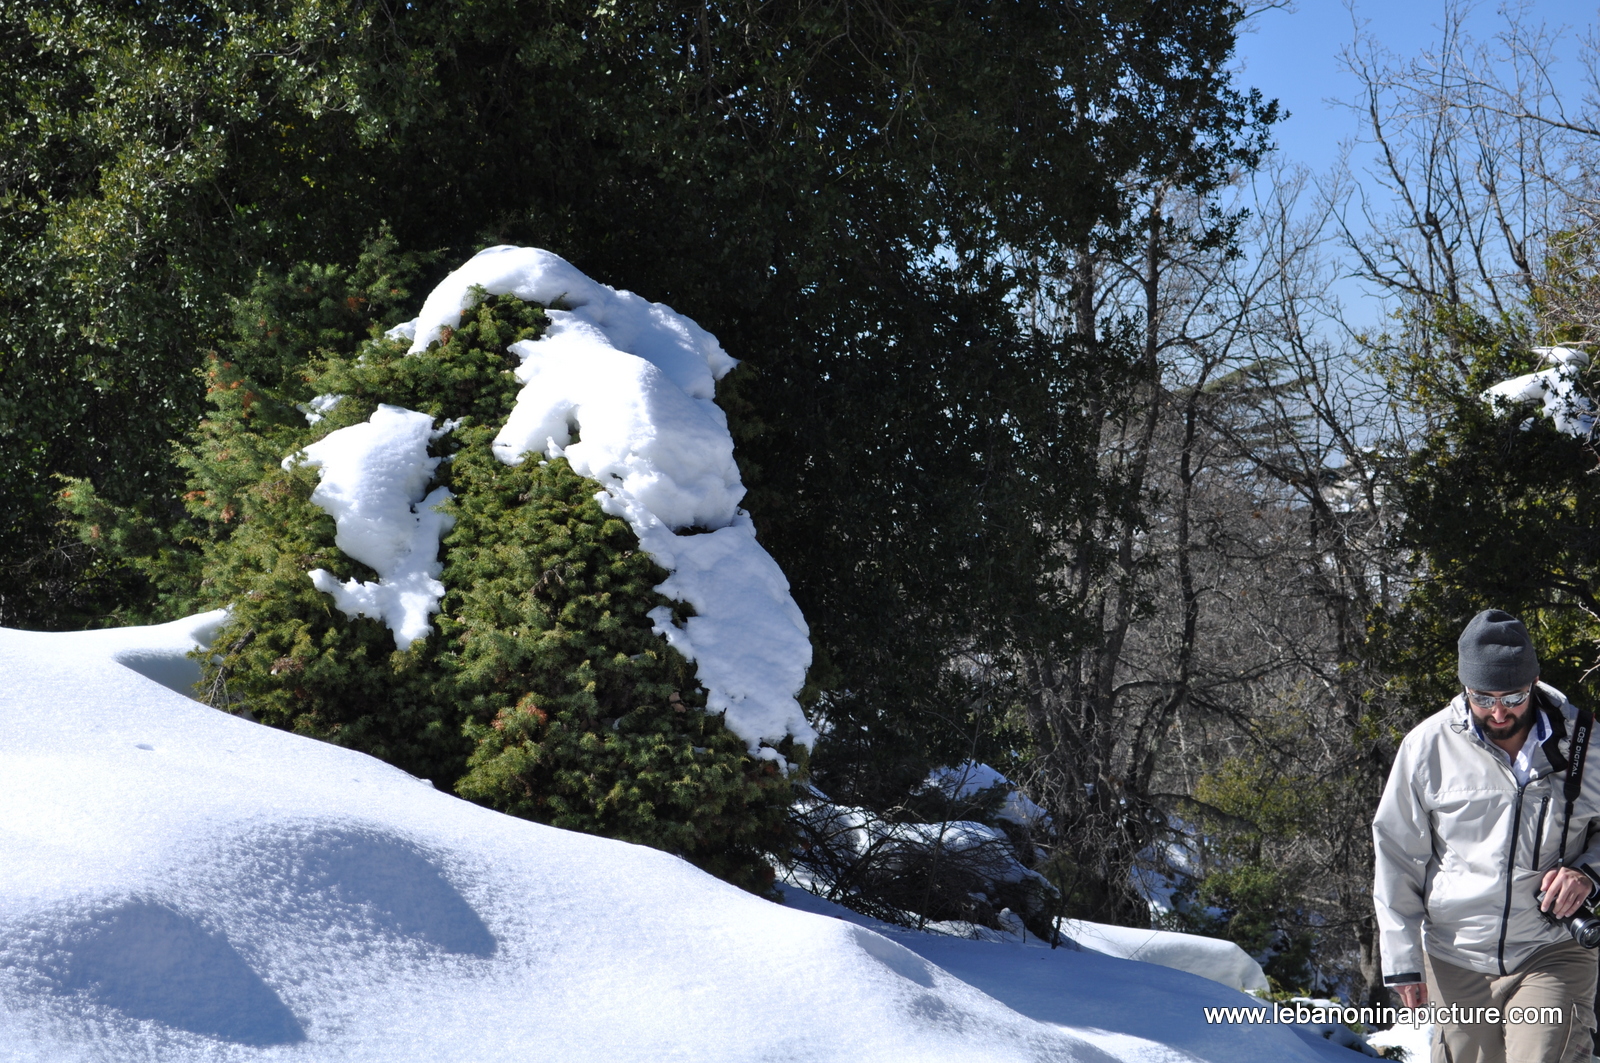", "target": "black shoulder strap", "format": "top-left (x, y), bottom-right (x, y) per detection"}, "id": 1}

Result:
top-left (1546, 692), bottom-right (1594, 865)
top-left (1566, 707), bottom-right (1592, 807)
top-left (1542, 691), bottom-right (1571, 771)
